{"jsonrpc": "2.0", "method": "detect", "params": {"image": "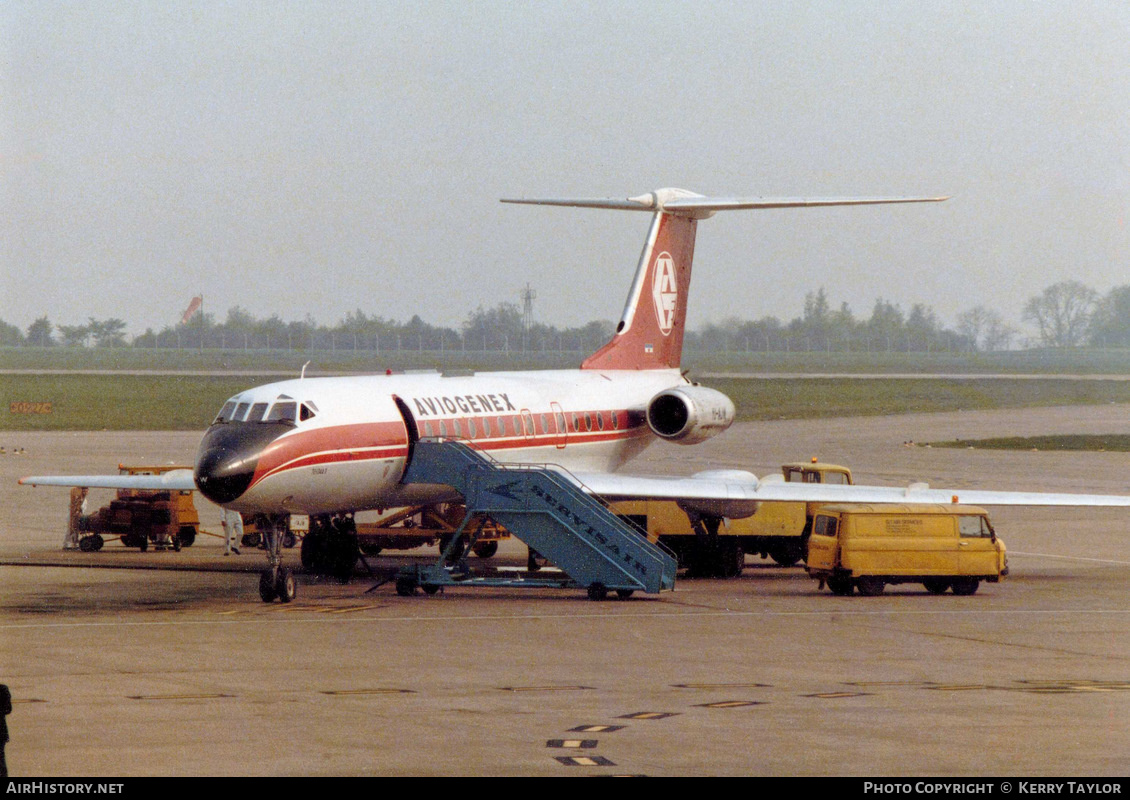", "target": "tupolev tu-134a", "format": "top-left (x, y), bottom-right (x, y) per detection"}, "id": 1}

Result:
top-left (22, 188), bottom-right (1130, 601)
